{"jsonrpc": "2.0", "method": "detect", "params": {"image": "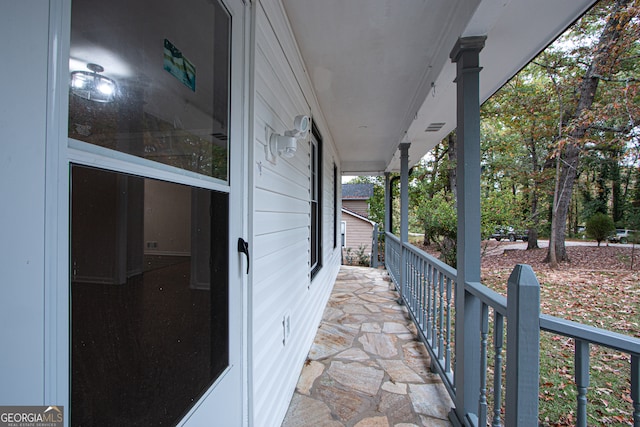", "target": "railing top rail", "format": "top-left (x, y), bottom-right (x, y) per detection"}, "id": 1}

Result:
top-left (385, 231), bottom-right (400, 243)
top-left (540, 313), bottom-right (640, 356)
top-left (465, 281), bottom-right (507, 316)
top-left (384, 232), bottom-right (640, 356)
top-left (400, 240), bottom-right (458, 279)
